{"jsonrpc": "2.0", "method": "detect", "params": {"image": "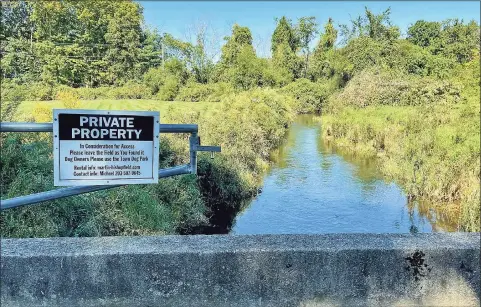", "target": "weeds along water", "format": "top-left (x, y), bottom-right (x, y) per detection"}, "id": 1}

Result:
top-left (320, 62), bottom-right (480, 232)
